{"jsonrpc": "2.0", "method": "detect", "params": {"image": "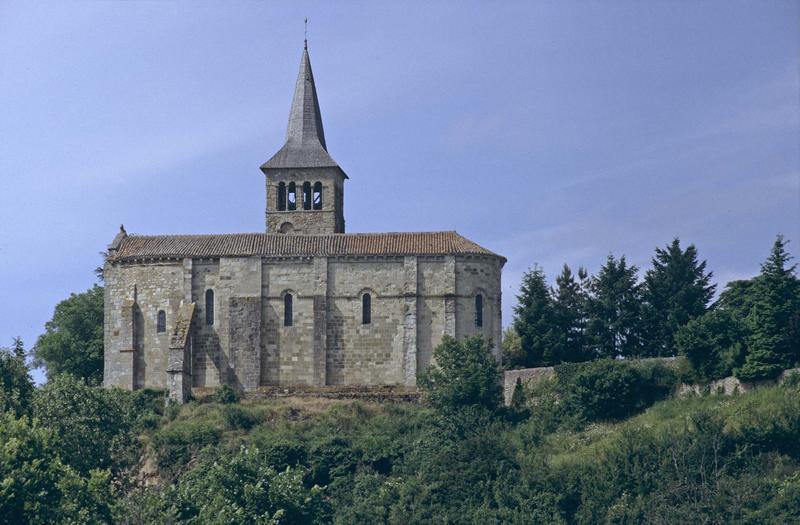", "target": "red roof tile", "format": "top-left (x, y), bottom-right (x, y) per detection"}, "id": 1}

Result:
top-left (110, 232), bottom-right (504, 262)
